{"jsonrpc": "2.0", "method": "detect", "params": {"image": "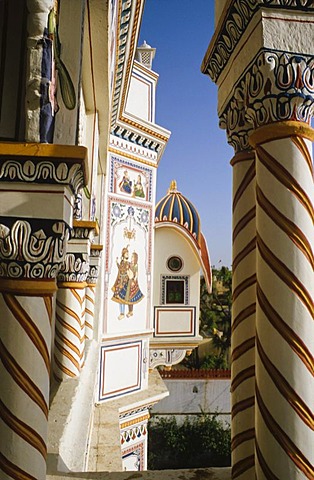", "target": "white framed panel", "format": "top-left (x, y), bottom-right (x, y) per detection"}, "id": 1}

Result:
top-left (154, 306), bottom-right (196, 337)
top-left (98, 340), bottom-right (142, 402)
